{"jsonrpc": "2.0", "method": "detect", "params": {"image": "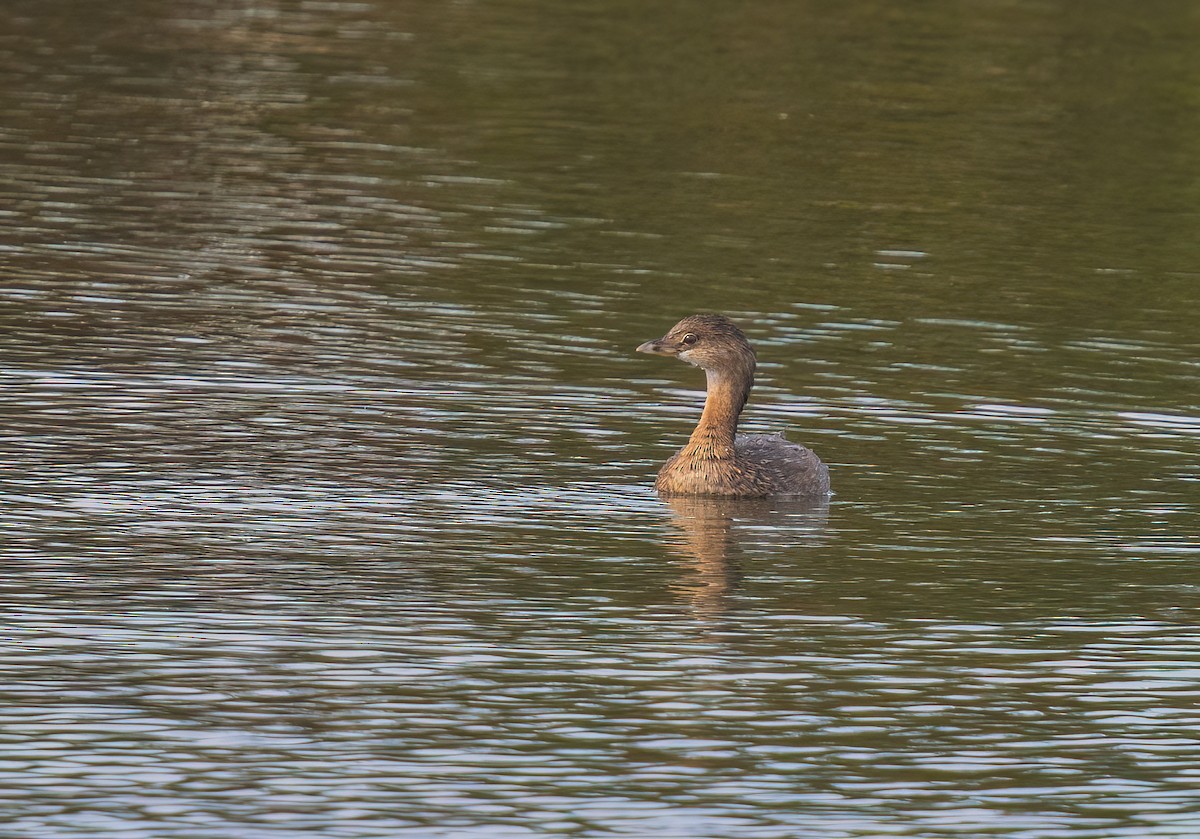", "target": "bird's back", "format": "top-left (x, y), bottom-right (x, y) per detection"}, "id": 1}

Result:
top-left (736, 432), bottom-right (830, 497)
top-left (656, 431), bottom-right (829, 498)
